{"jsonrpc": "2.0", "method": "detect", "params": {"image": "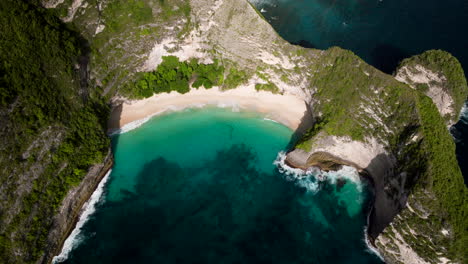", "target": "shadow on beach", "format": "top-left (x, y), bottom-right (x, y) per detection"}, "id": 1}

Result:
top-left (286, 100), bottom-right (315, 150)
